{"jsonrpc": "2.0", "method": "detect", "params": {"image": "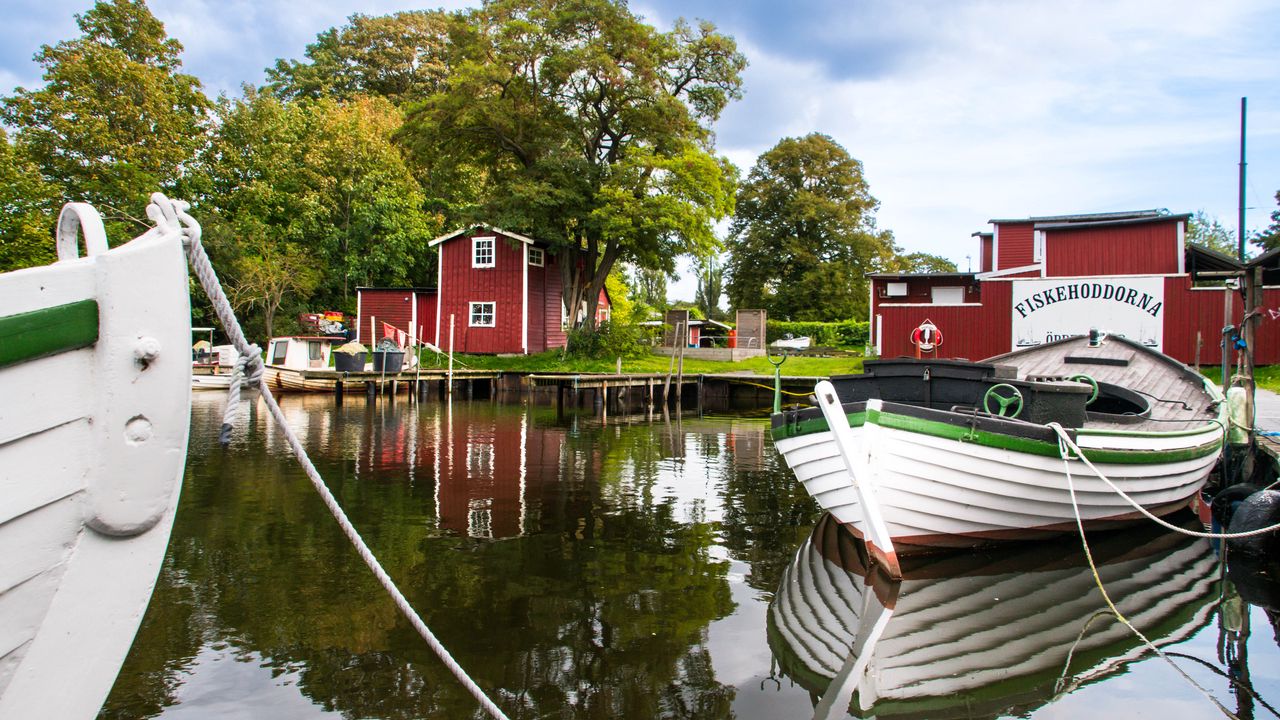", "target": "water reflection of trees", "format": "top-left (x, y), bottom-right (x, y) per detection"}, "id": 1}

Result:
top-left (105, 397), bottom-right (820, 718)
